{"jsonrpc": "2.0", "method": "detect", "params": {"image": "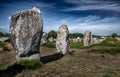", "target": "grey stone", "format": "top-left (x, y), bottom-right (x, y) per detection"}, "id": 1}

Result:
top-left (56, 24), bottom-right (69, 54)
top-left (10, 7), bottom-right (43, 61)
top-left (41, 32), bottom-right (48, 43)
top-left (116, 37), bottom-right (120, 41)
top-left (0, 37), bottom-right (10, 42)
top-left (53, 38), bottom-right (56, 42)
top-left (73, 38), bottom-right (77, 43)
top-left (93, 37), bottom-right (99, 44)
top-left (73, 37), bottom-right (81, 43)
top-left (84, 30), bottom-right (92, 46)
top-left (49, 37), bottom-right (54, 42)
top-left (76, 37), bottom-right (81, 42)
